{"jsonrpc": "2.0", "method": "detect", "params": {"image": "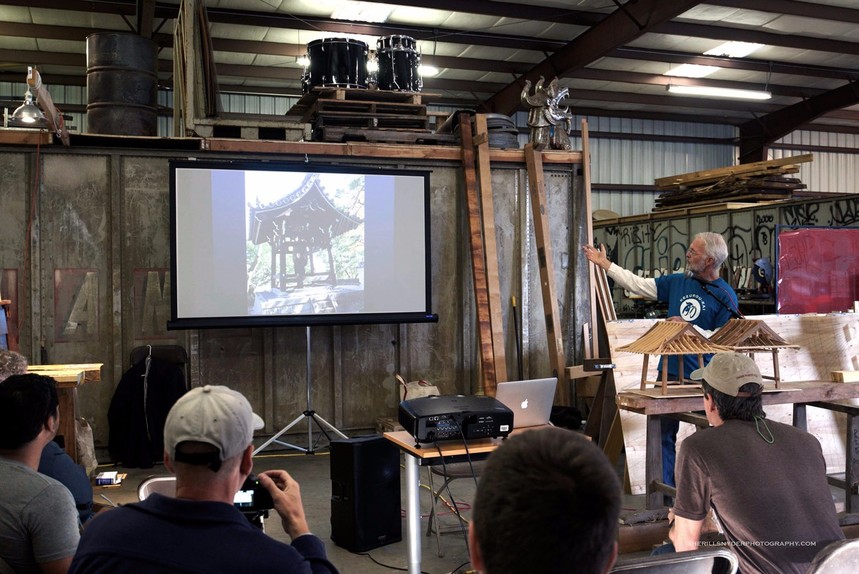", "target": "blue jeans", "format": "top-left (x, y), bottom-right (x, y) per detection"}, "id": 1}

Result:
top-left (661, 416), bottom-right (680, 488)
top-left (651, 541), bottom-right (676, 555)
